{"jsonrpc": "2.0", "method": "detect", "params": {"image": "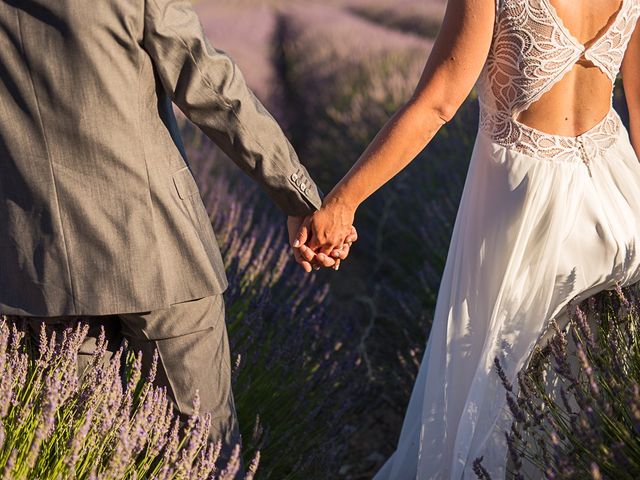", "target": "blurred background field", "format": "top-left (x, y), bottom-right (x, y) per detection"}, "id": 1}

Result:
top-left (176, 1), bottom-right (634, 479)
